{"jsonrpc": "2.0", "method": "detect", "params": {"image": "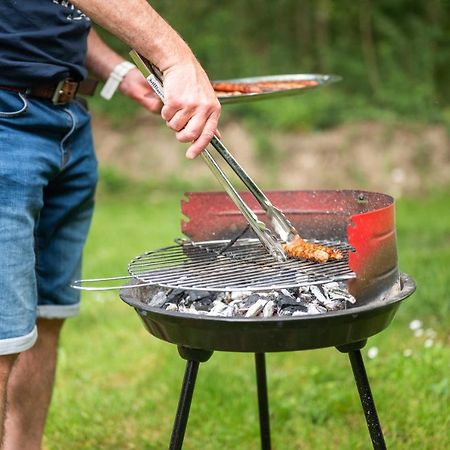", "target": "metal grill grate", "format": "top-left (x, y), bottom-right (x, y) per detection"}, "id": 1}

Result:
top-left (128, 239), bottom-right (355, 292)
